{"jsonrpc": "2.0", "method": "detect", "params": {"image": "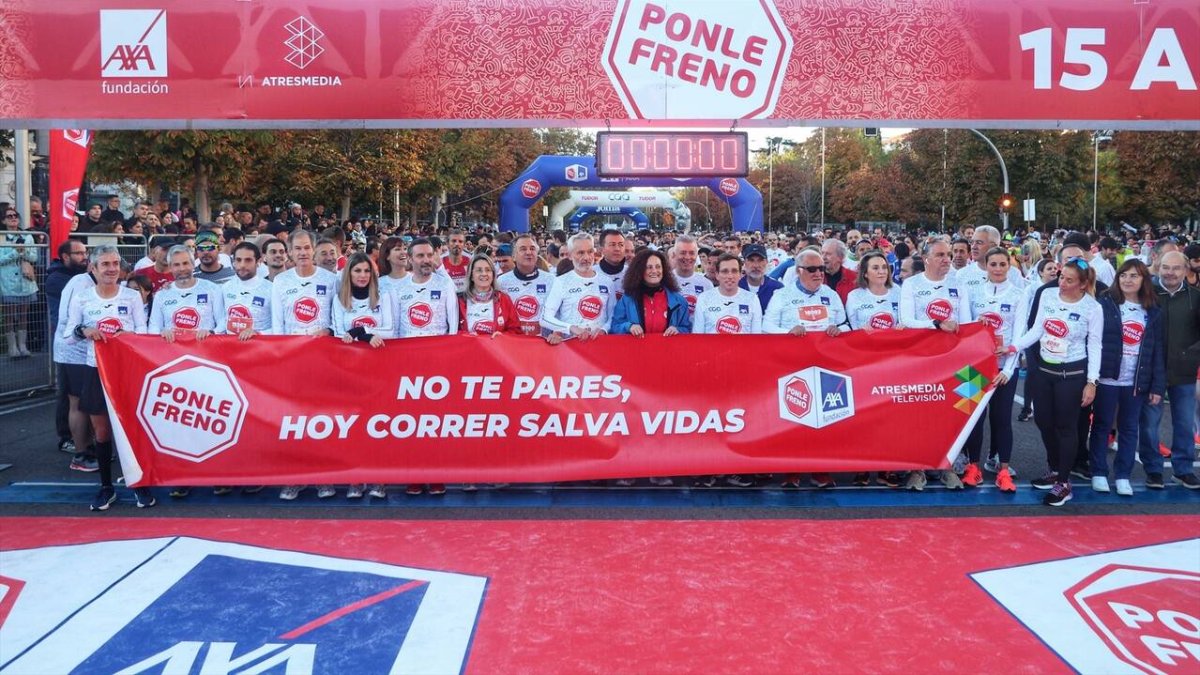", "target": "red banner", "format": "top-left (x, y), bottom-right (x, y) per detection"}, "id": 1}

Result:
top-left (97, 327), bottom-right (999, 487)
top-left (47, 130), bottom-right (92, 254)
top-left (0, 0), bottom-right (1196, 128)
